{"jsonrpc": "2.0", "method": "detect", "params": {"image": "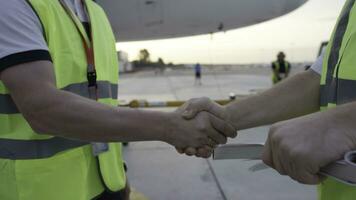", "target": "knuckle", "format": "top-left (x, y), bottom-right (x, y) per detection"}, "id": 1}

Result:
top-left (262, 157), bottom-right (272, 167)
top-left (289, 174), bottom-right (300, 183)
top-left (269, 123), bottom-right (281, 135)
top-left (262, 150), bottom-right (273, 167)
top-left (185, 148), bottom-right (196, 156)
top-left (198, 148), bottom-right (211, 158)
top-left (270, 131), bottom-right (283, 144)
top-left (227, 125), bottom-right (237, 138)
top-left (267, 129), bottom-right (275, 140)
top-left (275, 166), bottom-right (287, 176)
top-left (271, 134), bottom-right (282, 144)
top-left (203, 152), bottom-right (212, 158)
top-left (233, 130), bottom-right (238, 138)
